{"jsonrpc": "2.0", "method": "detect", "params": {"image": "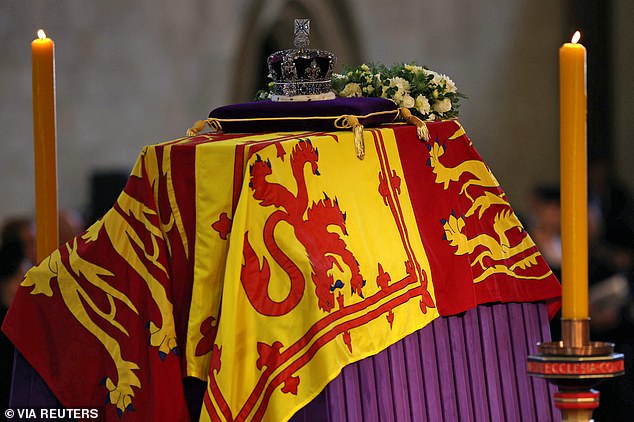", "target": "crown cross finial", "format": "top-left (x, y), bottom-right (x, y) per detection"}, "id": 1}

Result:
top-left (294, 19), bottom-right (310, 48)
